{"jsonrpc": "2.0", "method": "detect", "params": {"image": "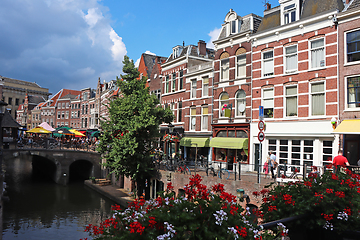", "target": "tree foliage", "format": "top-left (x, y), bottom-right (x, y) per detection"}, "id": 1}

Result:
top-left (97, 56), bottom-right (173, 181)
